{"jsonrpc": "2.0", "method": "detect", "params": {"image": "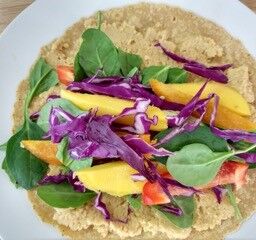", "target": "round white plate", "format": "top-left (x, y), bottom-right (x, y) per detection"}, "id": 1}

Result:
top-left (0, 0), bottom-right (256, 239)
